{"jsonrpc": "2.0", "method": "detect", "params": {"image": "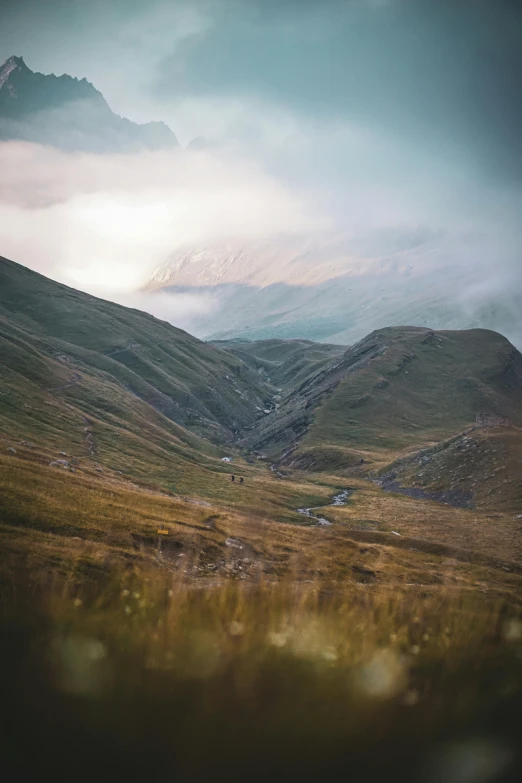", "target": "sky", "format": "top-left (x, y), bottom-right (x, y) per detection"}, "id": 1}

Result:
top-left (0, 0), bottom-right (521, 336)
